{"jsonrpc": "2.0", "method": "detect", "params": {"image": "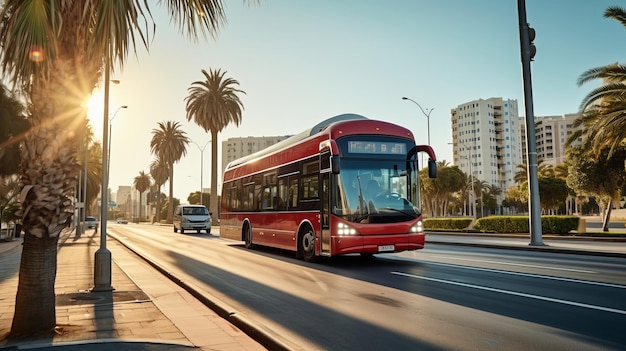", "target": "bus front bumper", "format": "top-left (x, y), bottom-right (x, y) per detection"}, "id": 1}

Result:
top-left (331, 233), bottom-right (425, 255)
